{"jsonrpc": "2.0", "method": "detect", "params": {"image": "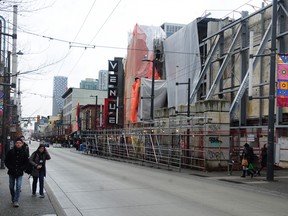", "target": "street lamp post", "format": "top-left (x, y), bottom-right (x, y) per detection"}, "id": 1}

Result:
top-left (142, 54), bottom-right (159, 121)
top-left (150, 60), bottom-right (155, 120)
top-left (90, 95), bottom-right (98, 130)
top-left (176, 78), bottom-right (191, 159)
